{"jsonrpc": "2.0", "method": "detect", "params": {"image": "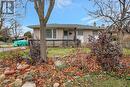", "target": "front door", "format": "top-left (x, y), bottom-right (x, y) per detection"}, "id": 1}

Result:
top-left (63, 30), bottom-right (68, 39)
top-left (77, 30), bottom-right (84, 43)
